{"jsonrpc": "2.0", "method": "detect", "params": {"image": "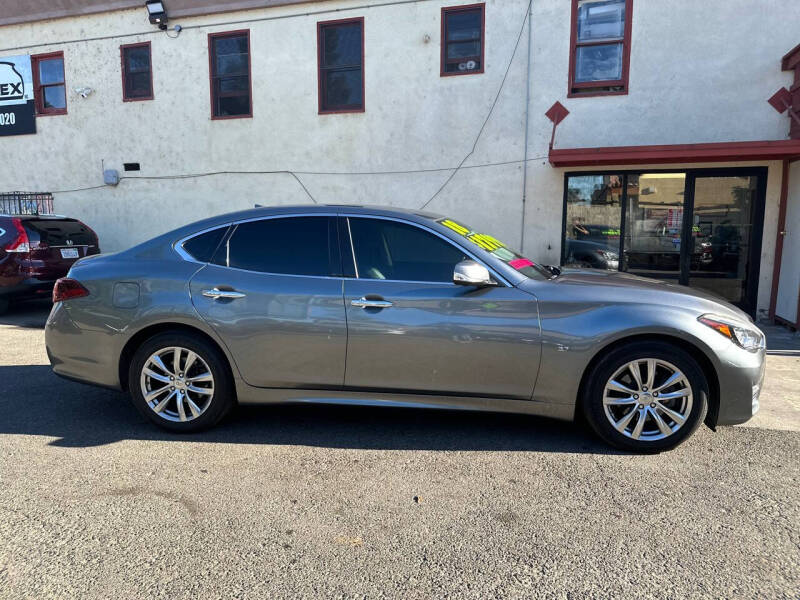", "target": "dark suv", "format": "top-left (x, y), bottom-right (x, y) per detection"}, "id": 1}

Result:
top-left (0, 215), bottom-right (100, 314)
